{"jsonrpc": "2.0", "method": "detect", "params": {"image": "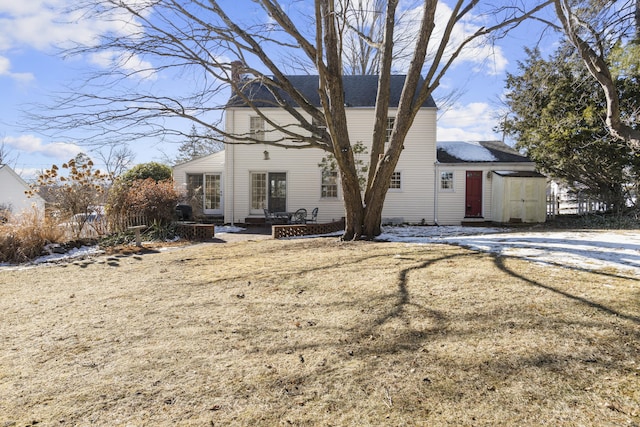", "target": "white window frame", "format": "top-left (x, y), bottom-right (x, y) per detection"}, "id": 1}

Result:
top-left (440, 171), bottom-right (454, 192)
top-left (321, 170), bottom-right (339, 199)
top-left (250, 171), bottom-right (267, 213)
top-left (386, 117), bottom-right (395, 143)
top-left (203, 173), bottom-right (222, 212)
top-left (389, 170), bottom-right (402, 191)
top-left (250, 116), bottom-right (265, 141)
